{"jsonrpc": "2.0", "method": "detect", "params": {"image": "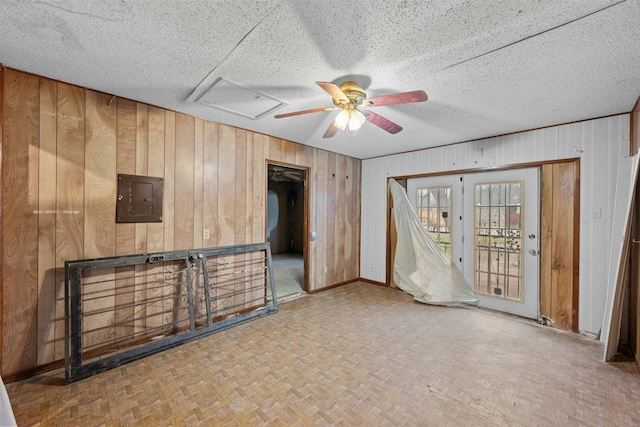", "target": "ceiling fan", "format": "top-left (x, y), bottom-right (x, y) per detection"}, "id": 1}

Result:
top-left (274, 81), bottom-right (427, 138)
top-left (269, 165), bottom-right (304, 182)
